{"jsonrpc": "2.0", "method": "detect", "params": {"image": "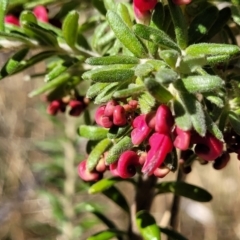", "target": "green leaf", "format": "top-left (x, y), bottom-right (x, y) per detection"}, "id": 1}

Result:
top-left (151, 2), bottom-right (165, 30)
top-left (173, 99), bottom-right (192, 131)
top-left (182, 75), bottom-right (224, 93)
top-left (113, 85), bottom-right (145, 98)
top-left (86, 82), bottom-right (109, 99)
top-left (82, 65), bottom-right (135, 82)
top-left (22, 22), bottom-right (58, 46)
top-left (117, 3), bottom-right (133, 28)
top-left (106, 10), bottom-right (147, 58)
top-left (103, 186), bottom-right (130, 213)
top-left (0, 47), bottom-right (28, 78)
top-left (86, 55), bottom-right (139, 65)
top-left (28, 73), bottom-right (70, 97)
top-left (0, 31), bottom-right (33, 45)
top-left (229, 111), bottom-right (240, 135)
top-left (0, 0), bottom-right (8, 31)
top-left (62, 10), bottom-right (79, 48)
top-left (188, 6), bottom-right (219, 44)
top-left (155, 68), bottom-right (178, 84)
top-left (185, 43), bottom-right (240, 58)
top-left (167, 0), bottom-right (188, 49)
top-left (136, 211), bottom-right (161, 240)
top-left (156, 181), bottom-right (212, 202)
top-left (104, 0), bottom-right (116, 11)
top-left (87, 229), bottom-right (126, 240)
top-left (78, 125), bottom-right (109, 141)
top-left (105, 136), bottom-right (133, 165)
top-left (133, 24), bottom-right (180, 52)
top-left (139, 91), bottom-right (156, 114)
top-left (159, 50), bottom-right (179, 68)
top-left (20, 10), bottom-right (37, 24)
top-left (160, 227), bottom-right (188, 240)
top-left (89, 177), bottom-right (122, 194)
top-left (87, 138), bottom-right (113, 171)
top-left (135, 63), bottom-right (154, 78)
top-left (107, 125), bottom-right (131, 139)
top-left (144, 77), bottom-right (173, 104)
